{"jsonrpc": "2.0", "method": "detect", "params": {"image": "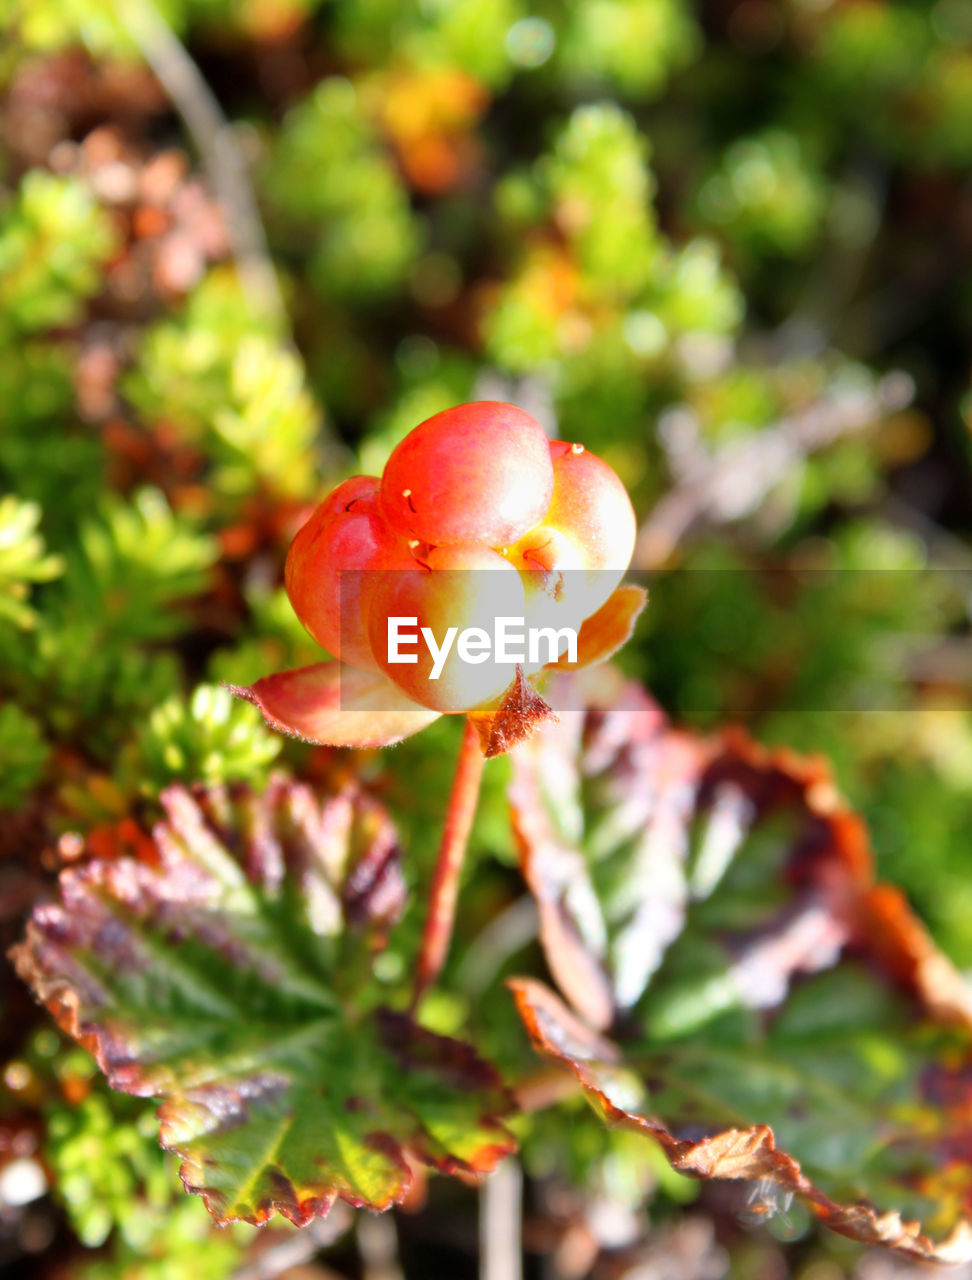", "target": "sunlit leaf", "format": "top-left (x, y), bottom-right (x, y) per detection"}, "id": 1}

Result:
top-left (509, 671), bottom-right (972, 1262)
top-left (13, 777), bottom-right (515, 1226)
top-left (510, 673), bottom-right (706, 1026)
